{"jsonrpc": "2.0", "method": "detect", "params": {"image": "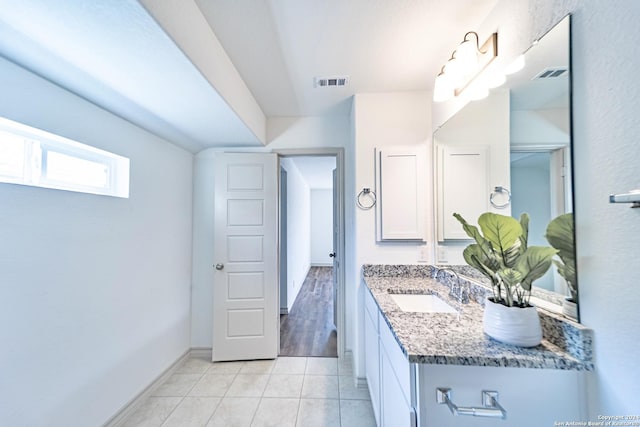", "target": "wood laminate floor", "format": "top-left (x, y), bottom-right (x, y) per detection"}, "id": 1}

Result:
top-left (280, 266), bottom-right (337, 357)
